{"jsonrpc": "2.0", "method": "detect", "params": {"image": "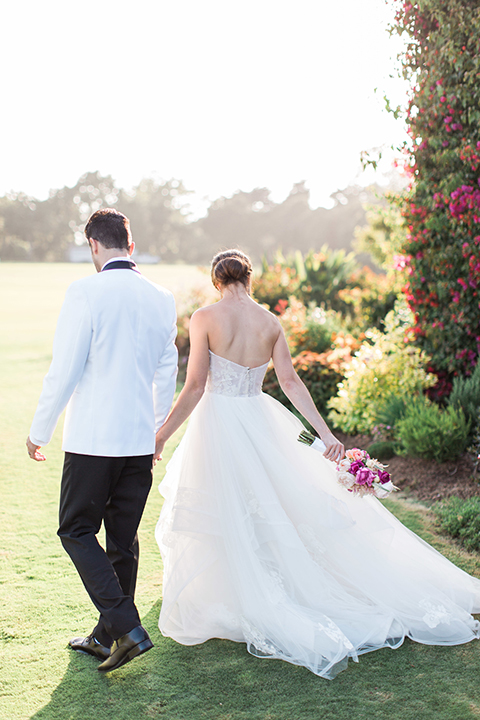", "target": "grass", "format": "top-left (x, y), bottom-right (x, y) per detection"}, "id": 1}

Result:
top-left (1, 264), bottom-right (480, 720)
